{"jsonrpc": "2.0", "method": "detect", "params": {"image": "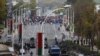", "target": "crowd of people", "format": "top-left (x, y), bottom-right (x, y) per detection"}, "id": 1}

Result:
top-left (31, 16), bottom-right (63, 24)
top-left (14, 38), bottom-right (35, 55)
top-left (14, 15), bottom-right (65, 56)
